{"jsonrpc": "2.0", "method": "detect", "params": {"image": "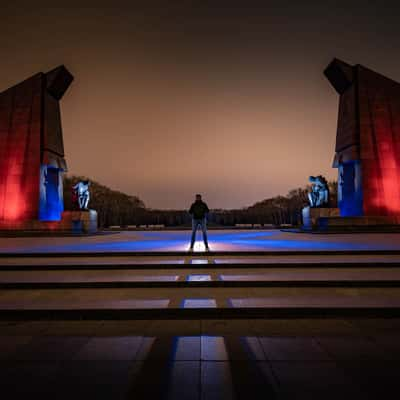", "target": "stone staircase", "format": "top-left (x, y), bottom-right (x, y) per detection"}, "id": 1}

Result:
top-left (1, 251), bottom-right (400, 319)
